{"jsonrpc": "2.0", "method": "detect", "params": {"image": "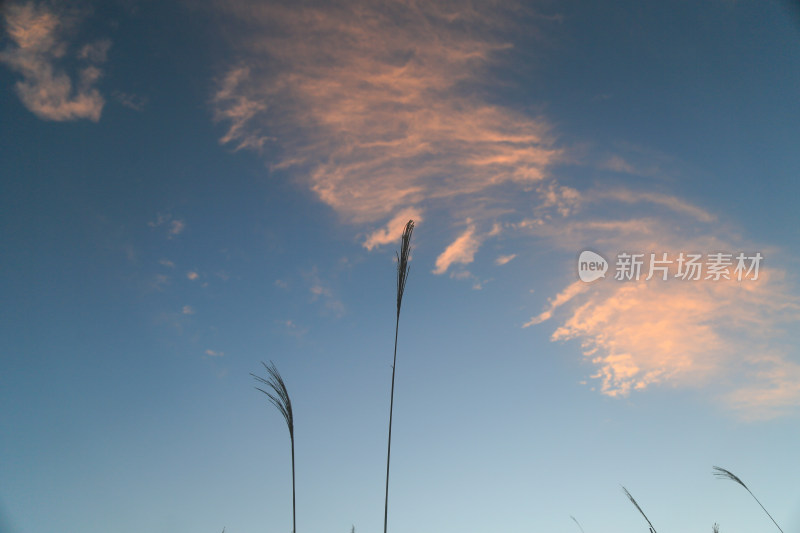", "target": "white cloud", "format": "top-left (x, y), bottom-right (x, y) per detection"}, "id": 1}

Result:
top-left (187, 271), bottom-right (199, 281)
top-left (0, 2), bottom-right (107, 121)
top-left (205, 349), bottom-right (224, 357)
top-left (182, 305), bottom-right (194, 315)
